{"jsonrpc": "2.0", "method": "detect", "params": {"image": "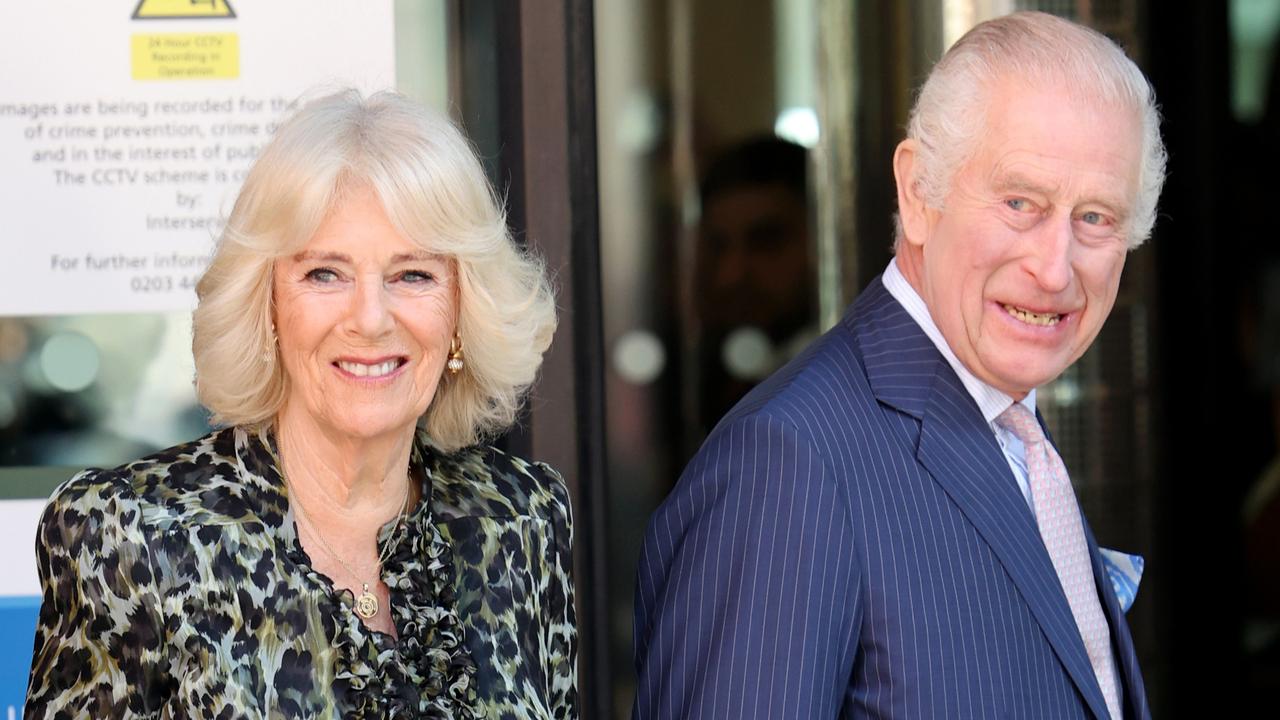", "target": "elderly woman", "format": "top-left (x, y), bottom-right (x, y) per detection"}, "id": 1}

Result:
top-left (25, 90), bottom-right (575, 718)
